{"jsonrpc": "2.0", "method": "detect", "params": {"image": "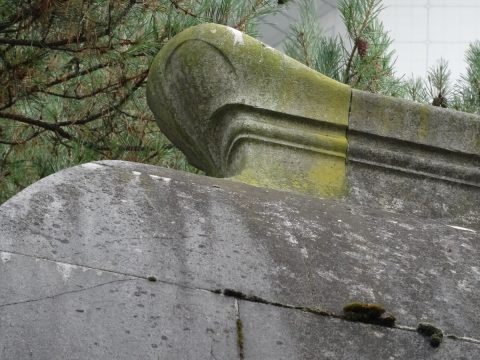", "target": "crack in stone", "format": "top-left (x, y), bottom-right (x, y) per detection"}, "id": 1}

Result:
top-left (0, 278), bottom-right (136, 308)
top-left (0, 249), bottom-right (199, 293)
top-left (213, 288), bottom-right (480, 347)
top-left (444, 335), bottom-right (480, 345)
top-left (210, 343), bottom-right (220, 360)
top-left (213, 288), bottom-right (336, 317)
top-left (2, 249), bottom-right (480, 346)
top-left (234, 299), bottom-right (244, 360)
